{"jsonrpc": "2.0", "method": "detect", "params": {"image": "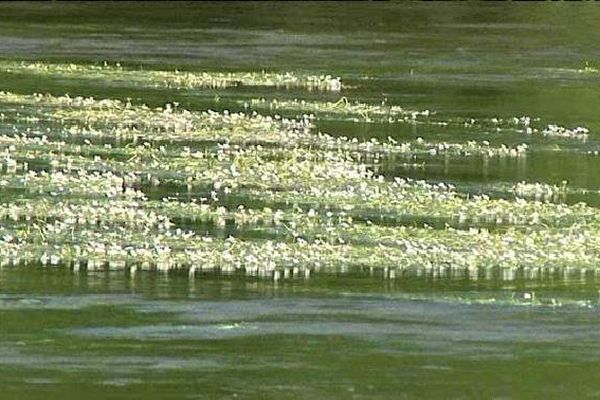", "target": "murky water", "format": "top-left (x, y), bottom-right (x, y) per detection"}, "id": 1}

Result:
top-left (2, 3), bottom-right (600, 398)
